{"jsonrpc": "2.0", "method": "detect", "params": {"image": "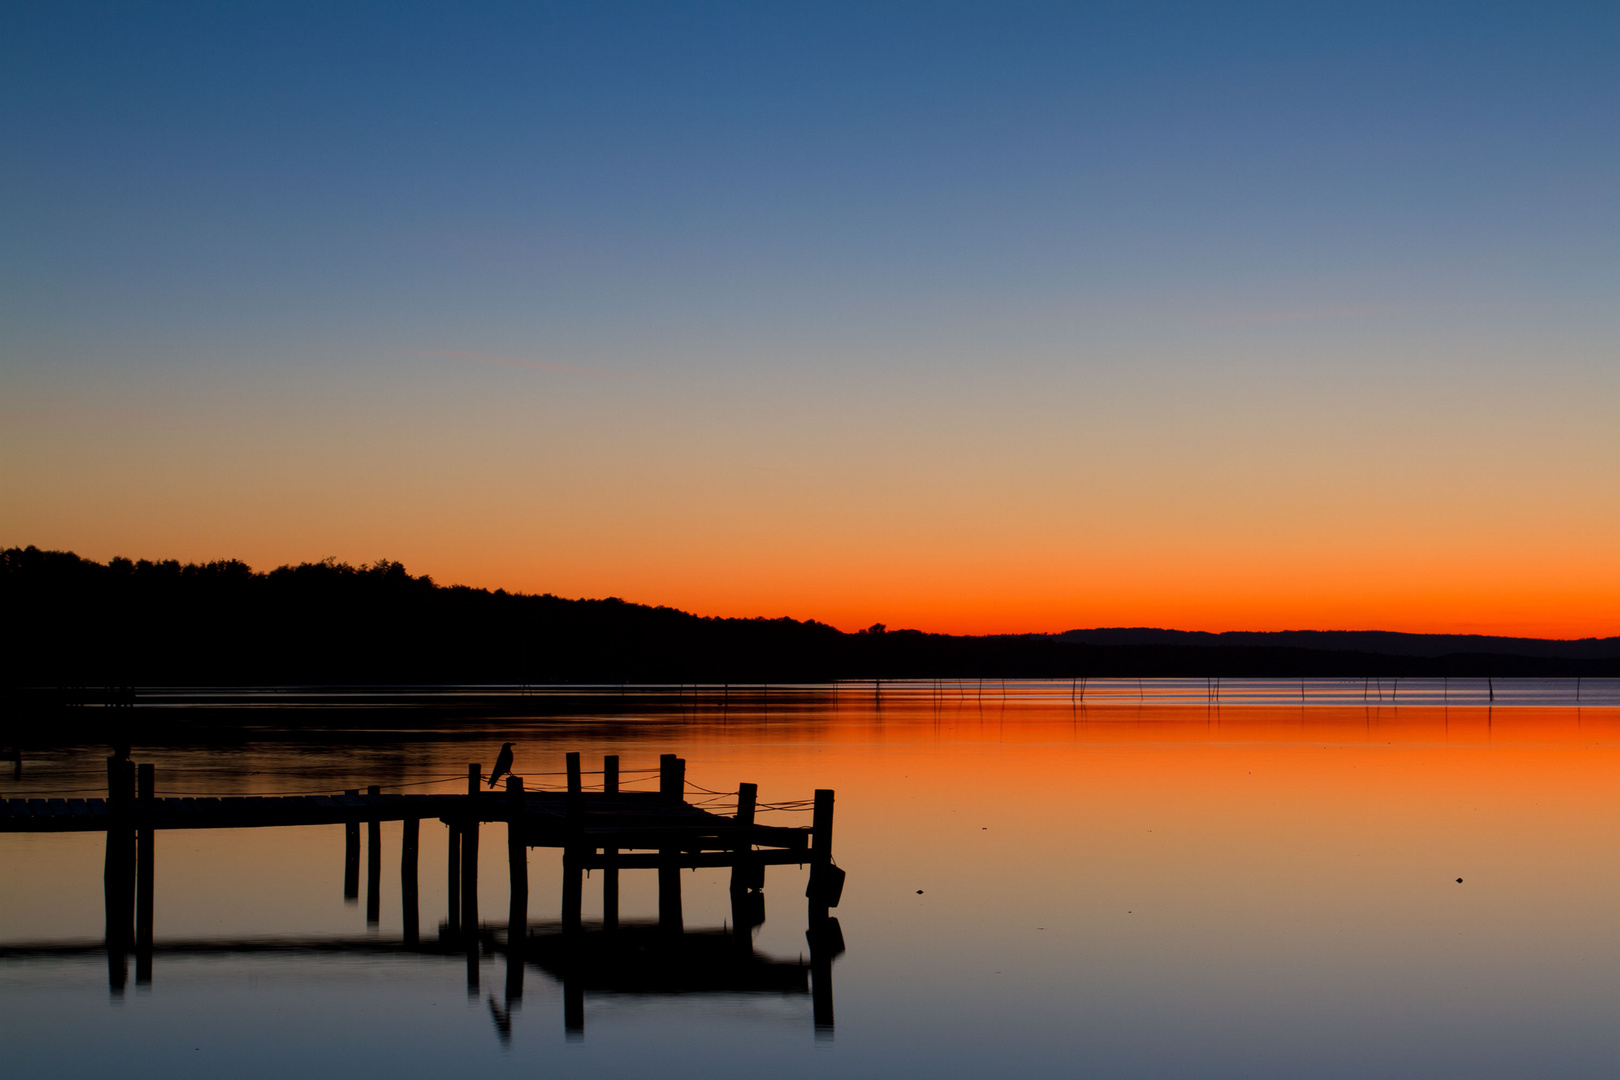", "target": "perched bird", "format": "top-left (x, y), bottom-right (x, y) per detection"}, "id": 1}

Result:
top-left (488, 742), bottom-right (515, 788)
